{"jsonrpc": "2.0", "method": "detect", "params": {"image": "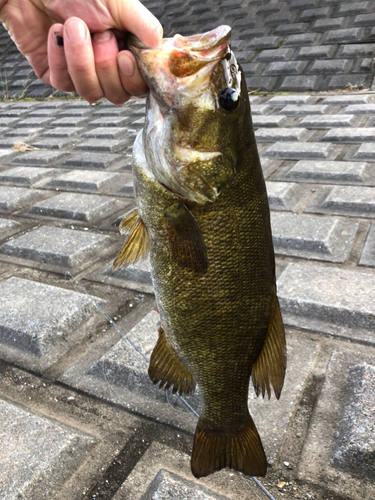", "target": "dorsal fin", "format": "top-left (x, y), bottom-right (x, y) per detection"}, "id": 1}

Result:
top-left (113, 213), bottom-right (150, 270)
